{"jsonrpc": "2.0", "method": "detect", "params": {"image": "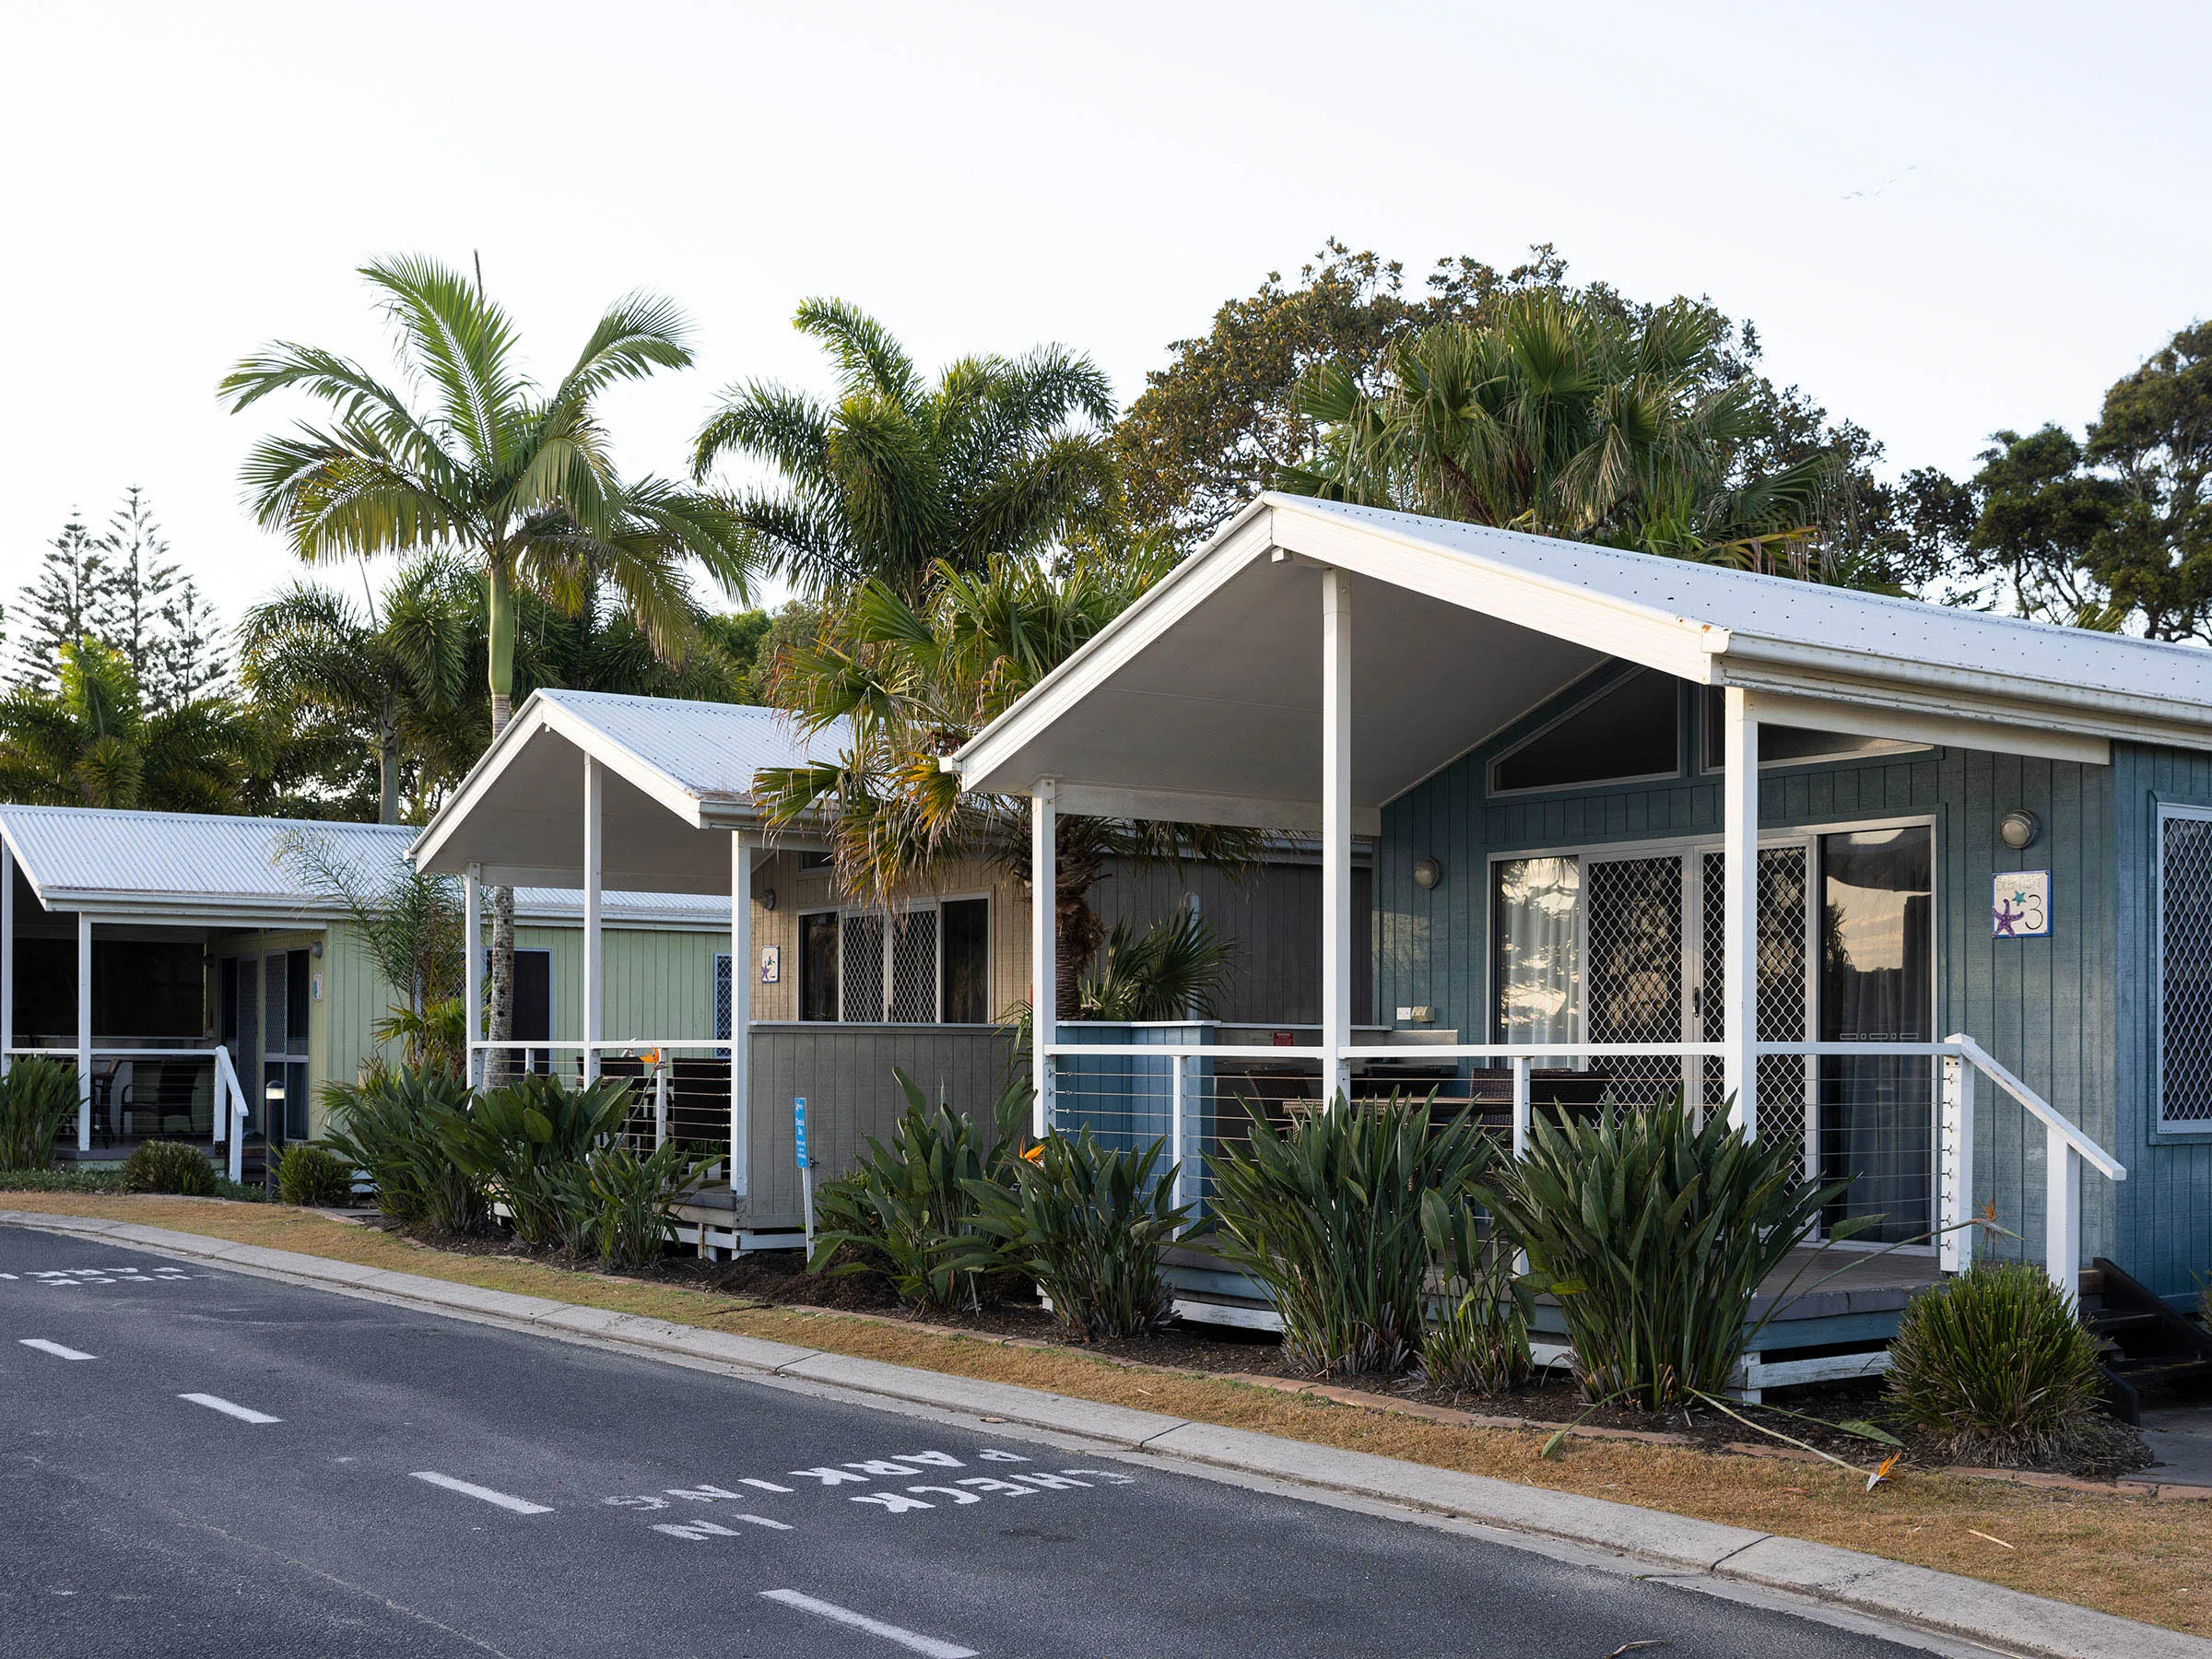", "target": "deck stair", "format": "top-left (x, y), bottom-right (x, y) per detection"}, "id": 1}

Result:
top-left (2087, 1257), bottom-right (2212, 1424)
